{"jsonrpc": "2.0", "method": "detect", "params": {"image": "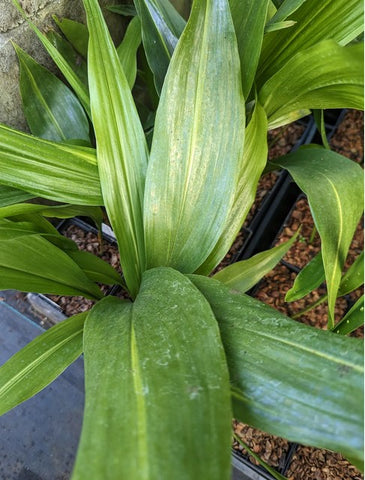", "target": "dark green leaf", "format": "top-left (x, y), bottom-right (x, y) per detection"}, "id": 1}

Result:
top-left (0, 124), bottom-right (102, 205)
top-left (214, 232), bottom-right (298, 293)
top-left (108, 4), bottom-right (137, 16)
top-left (68, 250), bottom-right (123, 286)
top-left (52, 15), bottom-right (89, 57)
top-left (0, 312), bottom-right (86, 416)
top-left (267, 0), bottom-right (307, 24)
top-left (338, 251), bottom-right (364, 296)
top-left (273, 148), bottom-right (364, 327)
top-left (14, 43), bottom-right (90, 143)
top-left (189, 274), bottom-right (364, 463)
top-left (285, 252), bottom-right (325, 302)
top-left (332, 296), bottom-right (364, 335)
top-left (229, 0), bottom-right (269, 98)
top-left (83, 0), bottom-right (149, 297)
top-left (0, 185), bottom-right (34, 207)
top-left (144, 0), bottom-right (245, 274)
top-left (134, 0), bottom-right (186, 94)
